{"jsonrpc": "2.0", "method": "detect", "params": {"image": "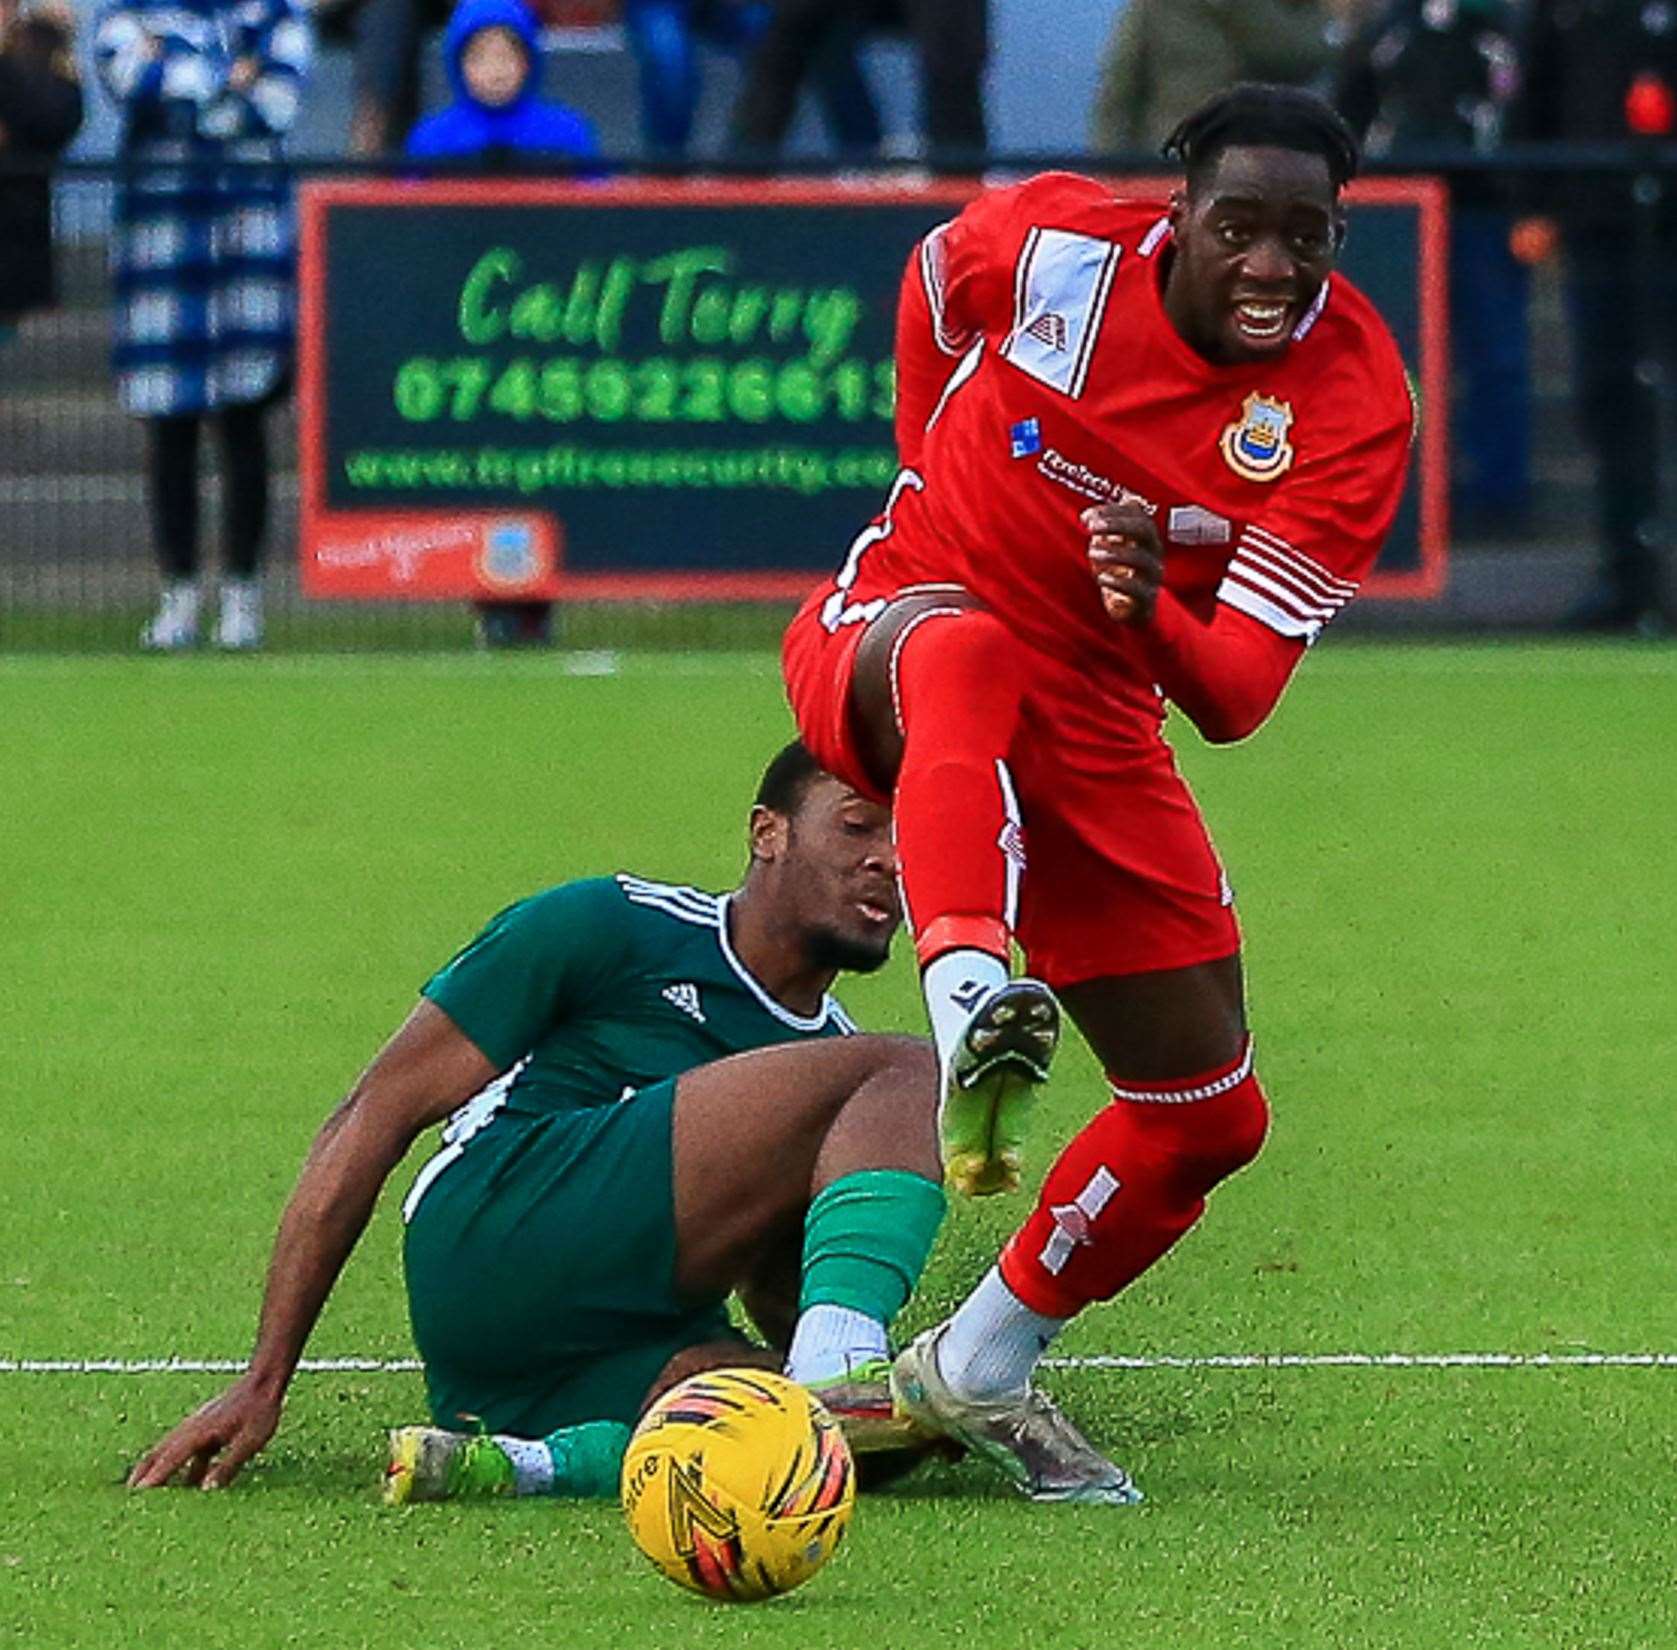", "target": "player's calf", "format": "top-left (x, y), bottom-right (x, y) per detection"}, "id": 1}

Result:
top-left (782, 1168), bottom-right (948, 1449)
top-left (918, 1048), bottom-right (1269, 1471)
top-left (1000, 1043), bottom-right (1269, 1319)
